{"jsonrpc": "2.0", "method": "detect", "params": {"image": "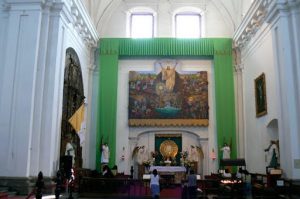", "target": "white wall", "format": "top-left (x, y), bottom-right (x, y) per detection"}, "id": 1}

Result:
top-left (0, 0), bottom-right (98, 178)
top-left (242, 28), bottom-right (279, 174)
top-left (235, 0), bottom-right (300, 179)
top-left (116, 59), bottom-right (218, 175)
